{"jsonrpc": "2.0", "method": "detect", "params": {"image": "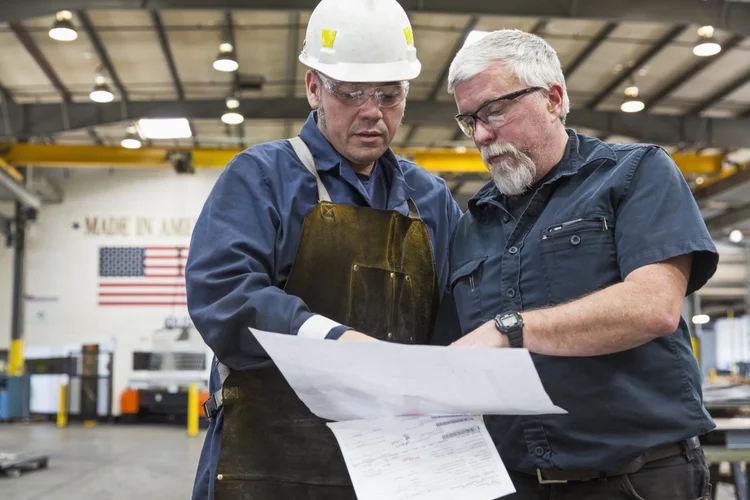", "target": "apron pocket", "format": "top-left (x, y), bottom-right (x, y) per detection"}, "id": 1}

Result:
top-left (348, 265), bottom-right (415, 342)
